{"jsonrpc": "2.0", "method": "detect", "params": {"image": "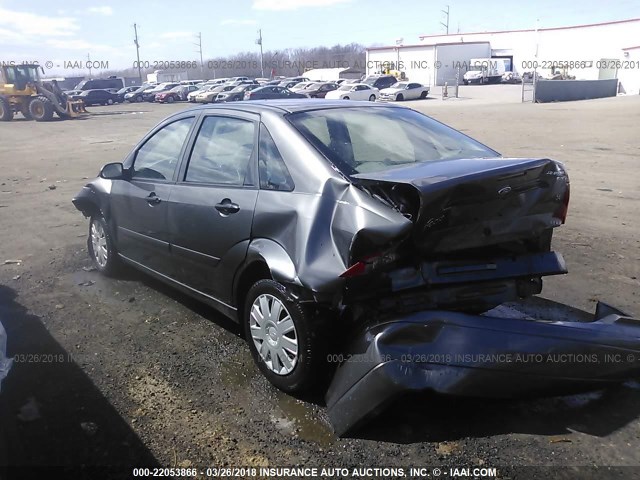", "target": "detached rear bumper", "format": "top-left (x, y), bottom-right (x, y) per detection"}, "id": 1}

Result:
top-left (326, 300), bottom-right (640, 436)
